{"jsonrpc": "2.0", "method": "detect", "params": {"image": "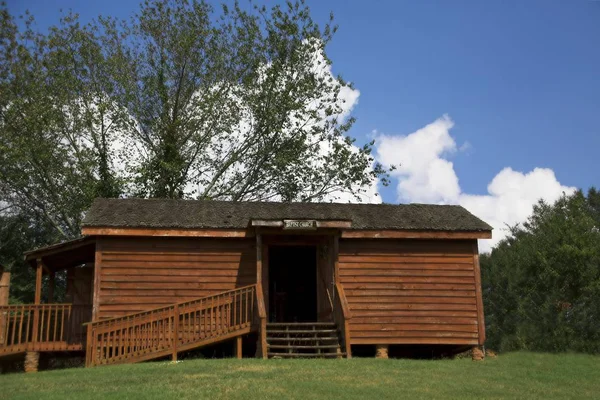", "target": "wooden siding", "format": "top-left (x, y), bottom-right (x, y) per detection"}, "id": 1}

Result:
top-left (338, 239), bottom-right (483, 346)
top-left (97, 237), bottom-right (256, 320)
